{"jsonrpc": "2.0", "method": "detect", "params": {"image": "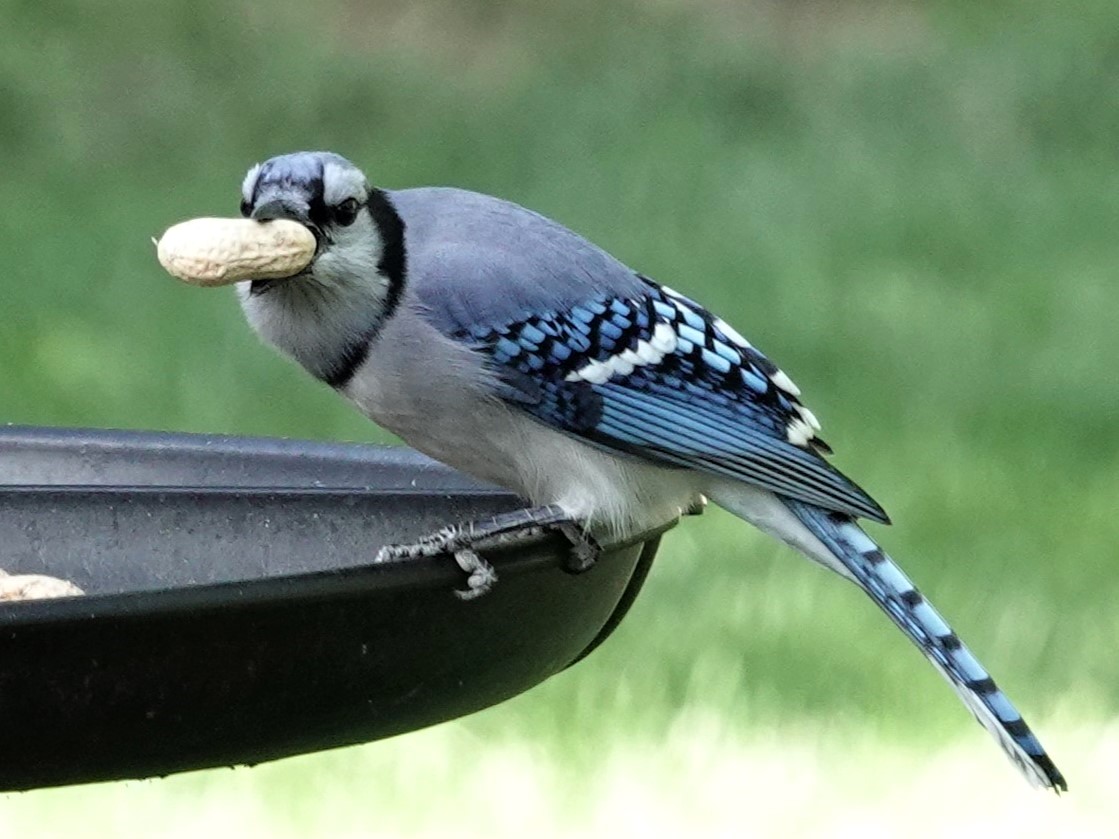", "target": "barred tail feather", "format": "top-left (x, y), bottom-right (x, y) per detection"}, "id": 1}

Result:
top-left (780, 499), bottom-right (1066, 792)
